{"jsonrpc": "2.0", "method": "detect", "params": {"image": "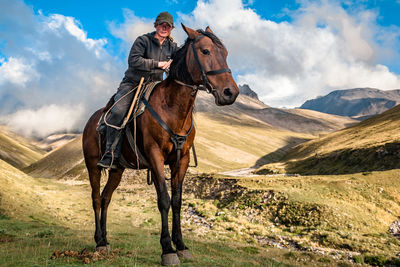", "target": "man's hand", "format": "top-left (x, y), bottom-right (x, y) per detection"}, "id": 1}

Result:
top-left (158, 59), bottom-right (173, 70)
